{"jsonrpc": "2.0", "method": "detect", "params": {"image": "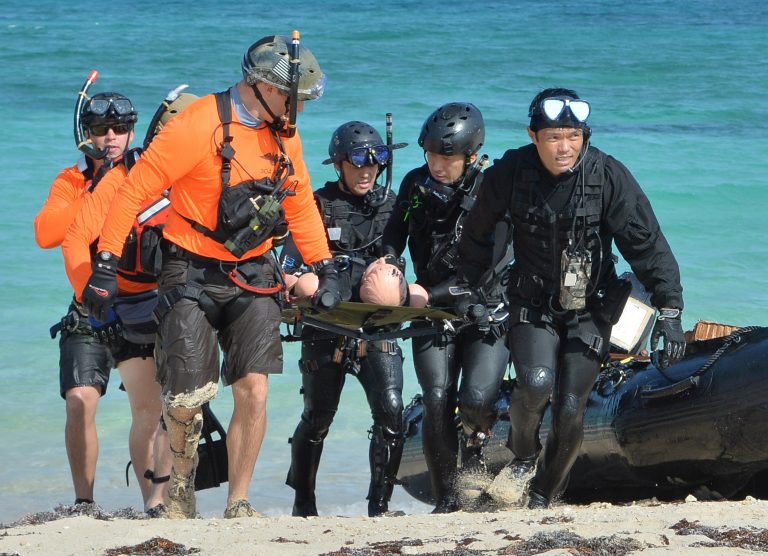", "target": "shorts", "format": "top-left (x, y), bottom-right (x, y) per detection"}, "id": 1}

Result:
top-left (110, 339), bottom-right (155, 365)
top-left (59, 329), bottom-right (113, 399)
top-left (155, 255), bottom-right (283, 403)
